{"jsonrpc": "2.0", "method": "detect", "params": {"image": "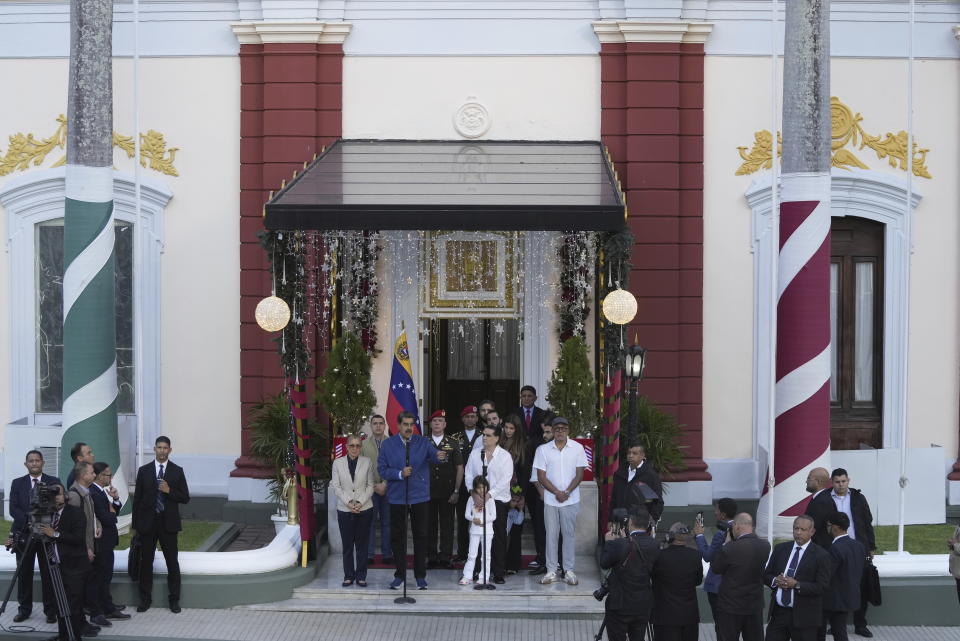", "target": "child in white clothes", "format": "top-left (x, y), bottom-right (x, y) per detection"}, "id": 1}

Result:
top-left (460, 475), bottom-right (496, 586)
